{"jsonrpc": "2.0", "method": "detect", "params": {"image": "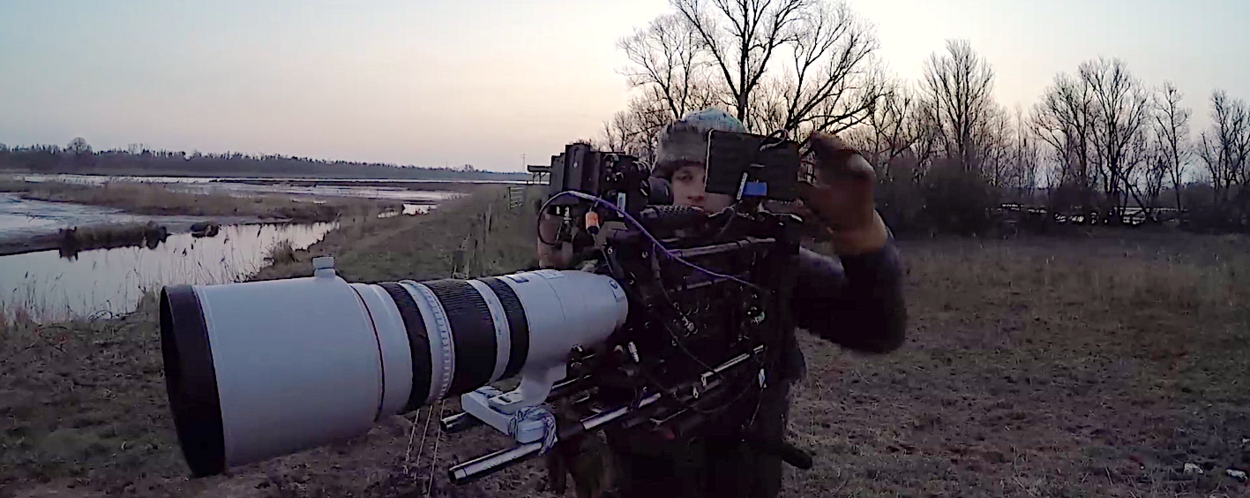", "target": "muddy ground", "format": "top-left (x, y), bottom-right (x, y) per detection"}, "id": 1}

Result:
top-left (2, 208), bottom-right (1248, 496)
